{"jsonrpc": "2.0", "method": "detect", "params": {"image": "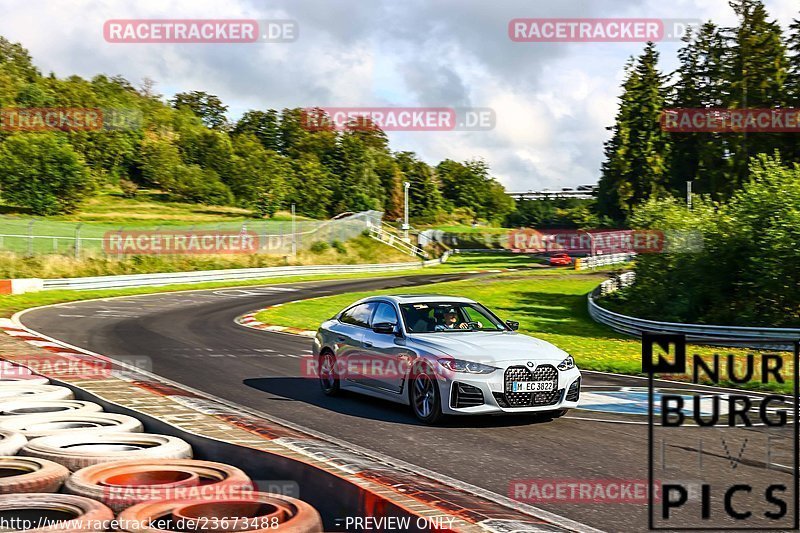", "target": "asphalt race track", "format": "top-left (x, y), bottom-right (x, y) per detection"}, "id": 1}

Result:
top-left (20, 273), bottom-right (797, 532)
